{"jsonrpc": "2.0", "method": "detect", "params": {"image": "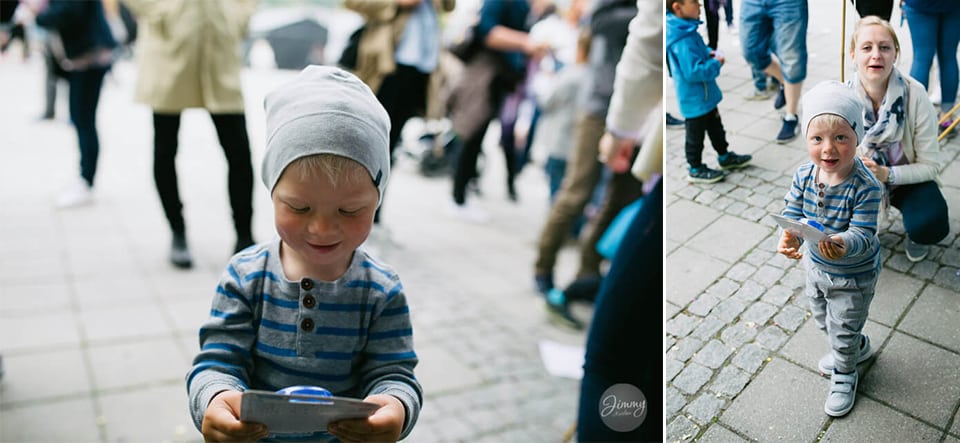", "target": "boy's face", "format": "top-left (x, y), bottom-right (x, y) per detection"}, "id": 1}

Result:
top-left (850, 24), bottom-right (896, 84)
top-left (673, 0), bottom-right (701, 20)
top-left (806, 116), bottom-right (858, 178)
top-left (272, 161), bottom-right (378, 281)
